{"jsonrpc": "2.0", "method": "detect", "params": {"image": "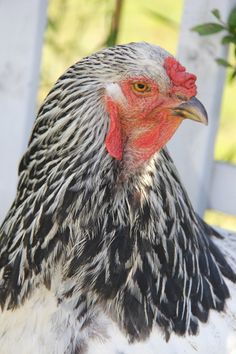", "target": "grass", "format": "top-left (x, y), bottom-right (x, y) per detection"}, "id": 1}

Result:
top-left (39, 0), bottom-right (236, 231)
